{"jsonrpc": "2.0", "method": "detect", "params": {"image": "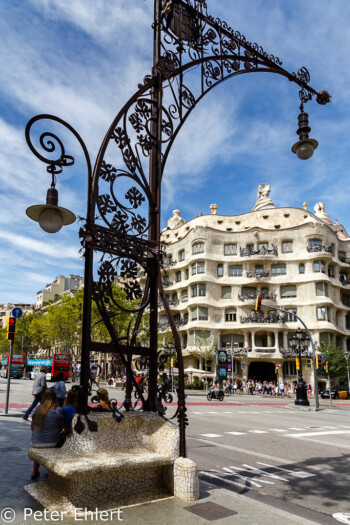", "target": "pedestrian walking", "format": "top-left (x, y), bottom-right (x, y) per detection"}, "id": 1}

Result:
top-left (23, 367), bottom-right (48, 421)
top-left (53, 372), bottom-right (67, 407)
